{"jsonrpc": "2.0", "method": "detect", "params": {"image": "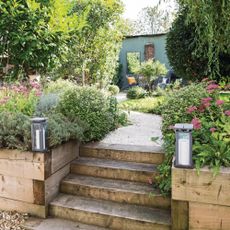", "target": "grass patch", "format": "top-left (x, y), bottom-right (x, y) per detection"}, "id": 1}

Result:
top-left (219, 92), bottom-right (230, 102)
top-left (118, 96), bottom-right (164, 113)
